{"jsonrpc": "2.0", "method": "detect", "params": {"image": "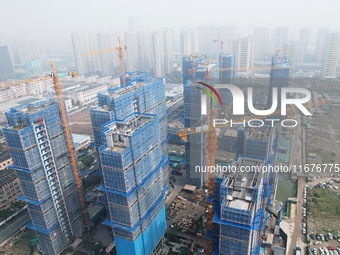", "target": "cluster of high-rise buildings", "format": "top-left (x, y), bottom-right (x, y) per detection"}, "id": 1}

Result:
top-left (1, 32), bottom-right (296, 254)
top-left (1, 24), bottom-right (340, 255)
top-left (69, 26), bottom-right (340, 80)
top-left (2, 71), bottom-right (169, 255)
top-left (1, 26), bottom-right (340, 84)
top-left (71, 30), bottom-right (174, 77)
